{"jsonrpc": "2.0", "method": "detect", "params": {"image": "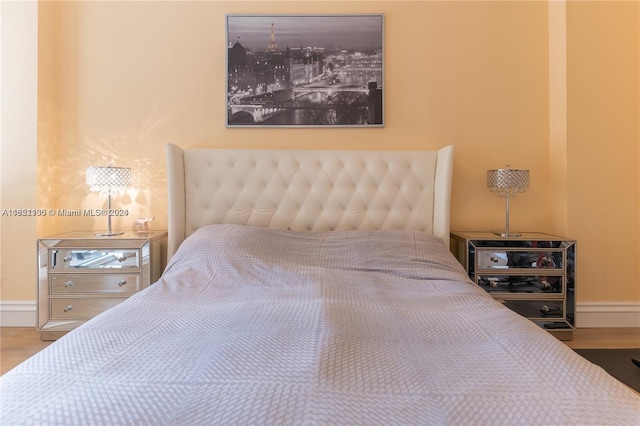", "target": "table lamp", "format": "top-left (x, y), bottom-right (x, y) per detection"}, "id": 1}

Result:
top-left (86, 165), bottom-right (131, 236)
top-left (487, 166), bottom-right (530, 237)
